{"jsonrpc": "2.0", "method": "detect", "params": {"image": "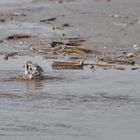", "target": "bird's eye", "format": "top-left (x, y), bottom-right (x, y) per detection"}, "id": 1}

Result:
top-left (29, 67), bottom-right (32, 71)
